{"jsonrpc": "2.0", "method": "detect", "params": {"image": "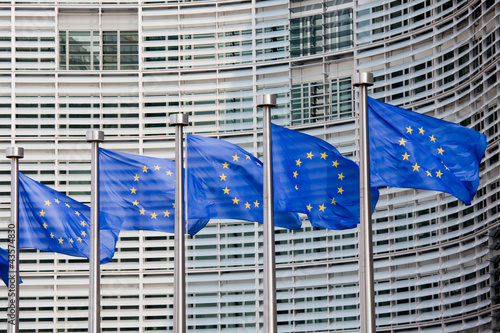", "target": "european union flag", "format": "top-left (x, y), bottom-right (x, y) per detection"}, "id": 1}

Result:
top-left (271, 124), bottom-right (379, 230)
top-left (186, 134), bottom-right (302, 230)
top-left (18, 172), bottom-right (118, 264)
top-left (0, 247), bottom-right (20, 287)
top-left (99, 148), bottom-right (208, 235)
top-left (368, 97), bottom-right (487, 205)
